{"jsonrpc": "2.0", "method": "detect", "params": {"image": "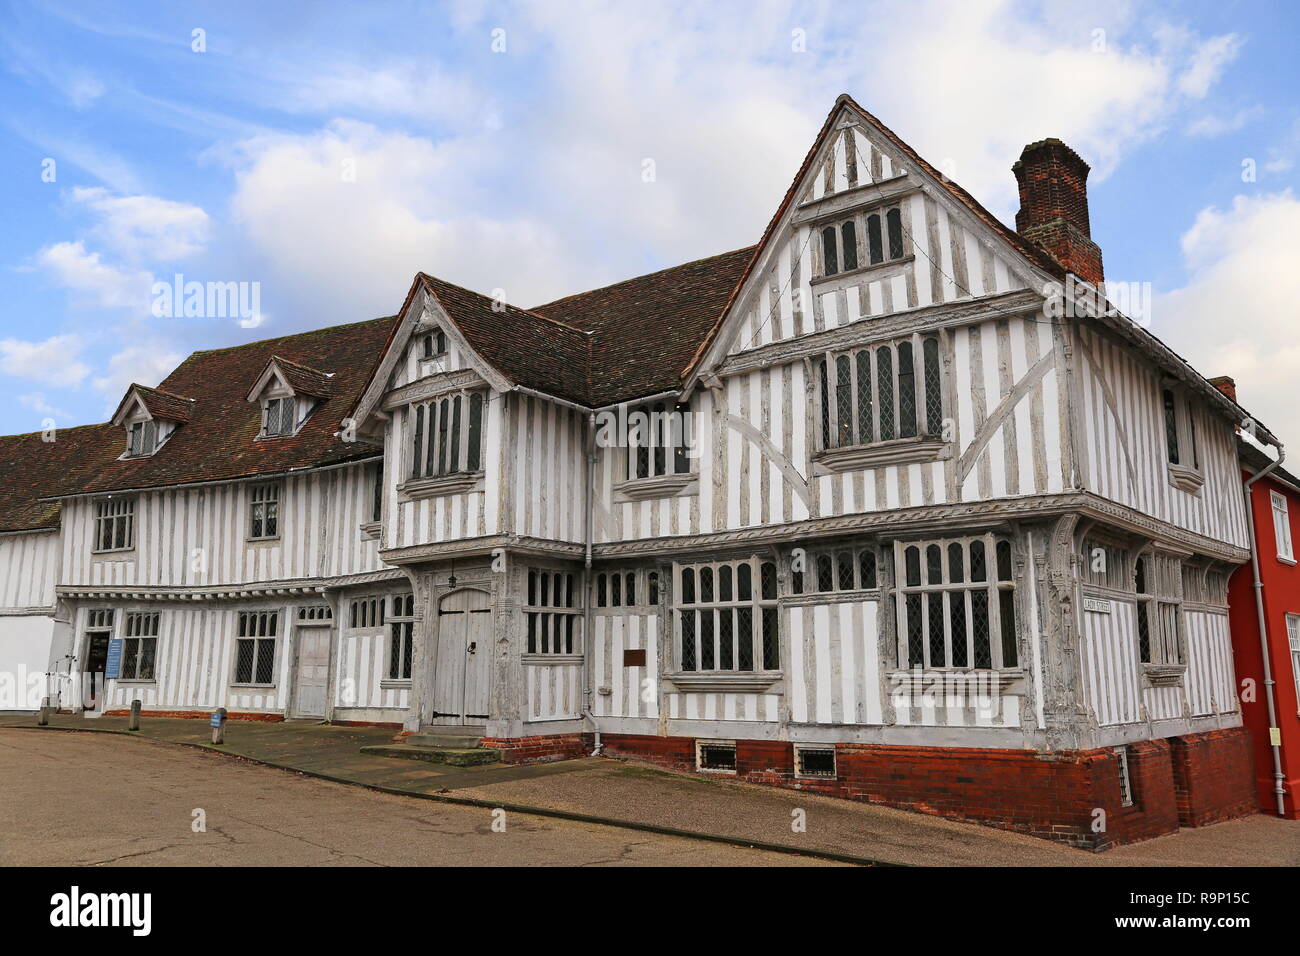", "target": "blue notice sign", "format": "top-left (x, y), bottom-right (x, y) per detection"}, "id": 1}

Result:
top-left (104, 638), bottom-right (123, 679)
top-left (210, 712), bottom-right (224, 728)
